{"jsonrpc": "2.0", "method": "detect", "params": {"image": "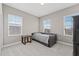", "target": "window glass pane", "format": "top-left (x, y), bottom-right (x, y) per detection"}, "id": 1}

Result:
top-left (8, 14), bottom-right (22, 35)
top-left (8, 14), bottom-right (22, 25)
top-left (64, 16), bottom-right (73, 35)
top-left (43, 19), bottom-right (51, 29)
